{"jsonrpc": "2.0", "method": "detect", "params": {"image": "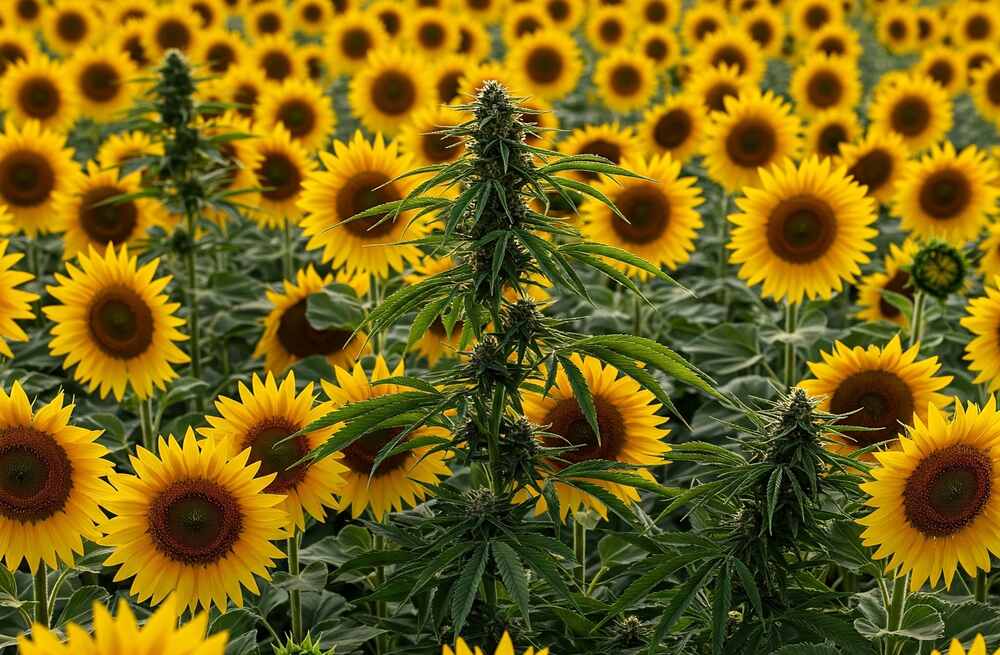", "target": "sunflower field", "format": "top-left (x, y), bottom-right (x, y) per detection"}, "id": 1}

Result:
top-left (7, 0), bottom-right (1000, 654)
